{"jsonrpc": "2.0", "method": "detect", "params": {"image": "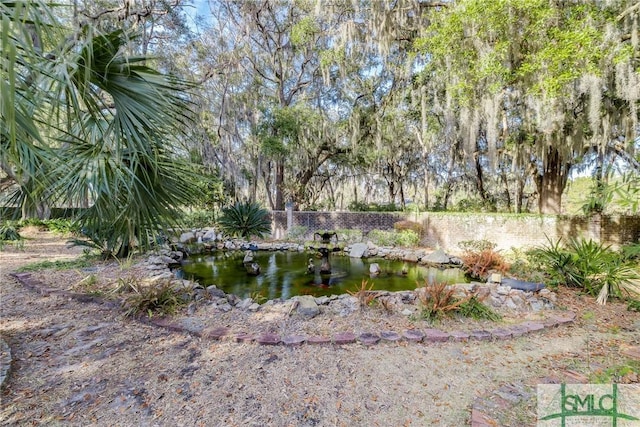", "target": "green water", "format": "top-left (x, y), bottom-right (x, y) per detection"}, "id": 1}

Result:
top-left (178, 251), bottom-right (468, 300)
